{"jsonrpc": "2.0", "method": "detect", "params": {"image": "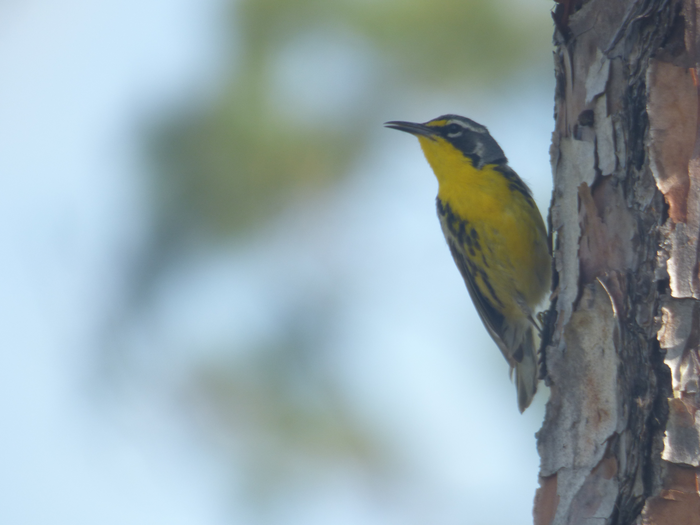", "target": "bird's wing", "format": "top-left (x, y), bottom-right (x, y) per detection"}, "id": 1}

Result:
top-left (443, 236), bottom-right (520, 365)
